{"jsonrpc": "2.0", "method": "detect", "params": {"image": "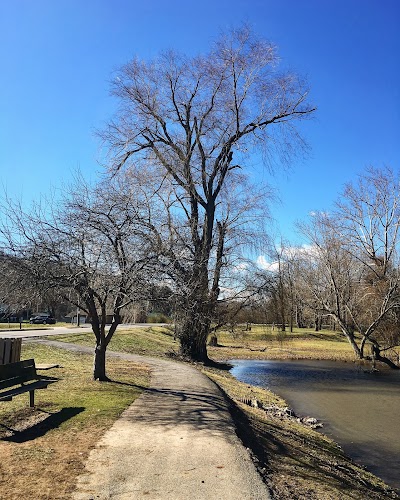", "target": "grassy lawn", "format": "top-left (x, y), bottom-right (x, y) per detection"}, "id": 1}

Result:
top-left (0, 342), bottom-right (149, 499)
top-left (0, 322), bottom-right (70, 330)
top-left (55, 325), bottom-right (179, 357)
top-left (55, 324), bottom-right (358, 363)
top-left (56, 323), bottom-right (371, 365)
top-left (208, 325), bottom-right (359, 362)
